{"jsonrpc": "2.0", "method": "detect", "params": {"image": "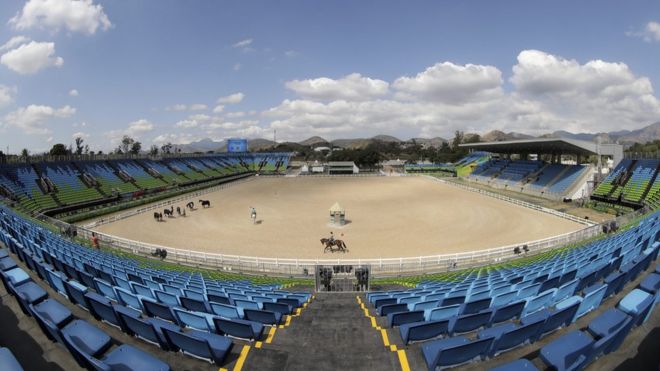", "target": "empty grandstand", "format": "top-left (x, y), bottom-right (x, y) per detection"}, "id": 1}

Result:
top-left (460, 139), bottom-right (624, 201)
top-left (0, 153), bottom-right (290, 216)
top-left (592, 158), bottom-right (660, 208)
